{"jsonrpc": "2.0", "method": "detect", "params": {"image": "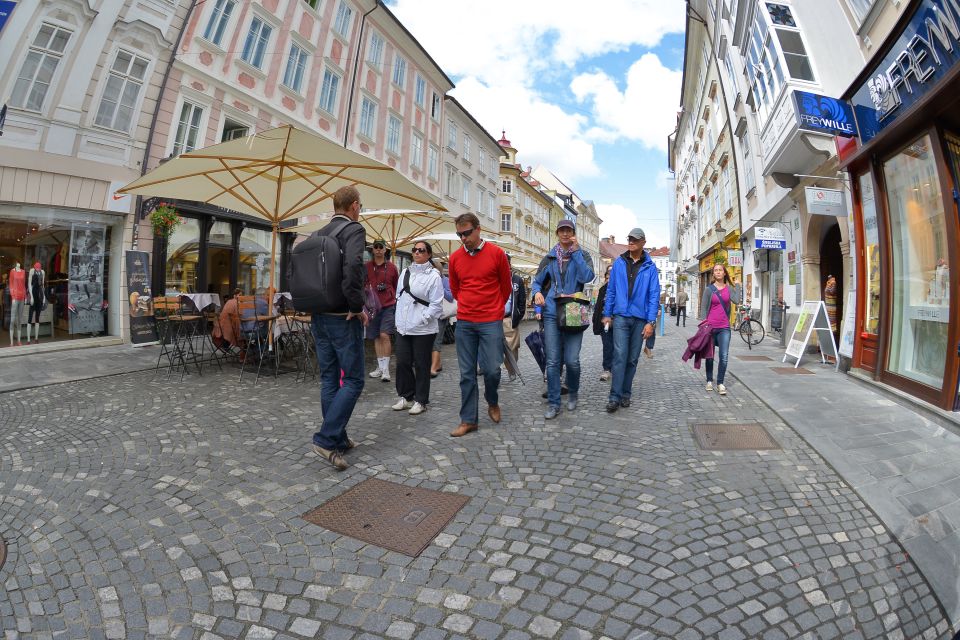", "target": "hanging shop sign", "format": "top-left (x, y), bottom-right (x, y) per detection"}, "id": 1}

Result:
top-left (0, 2), bottom-right (16, 35)
top-left (783, 300), bottom-right (839, 367)
top-left (125, 251), bottom-right (159, 345)
top-left (805, 187), bottom-right (848, 217)
top-left (727, 250), bottom-right (743, 267)
top-left (755, 226), bottom-right (787, 250)
top-left (793, 91), bottom-right (856, 137)
top-left (850, 0), bottom-right (960, 142)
